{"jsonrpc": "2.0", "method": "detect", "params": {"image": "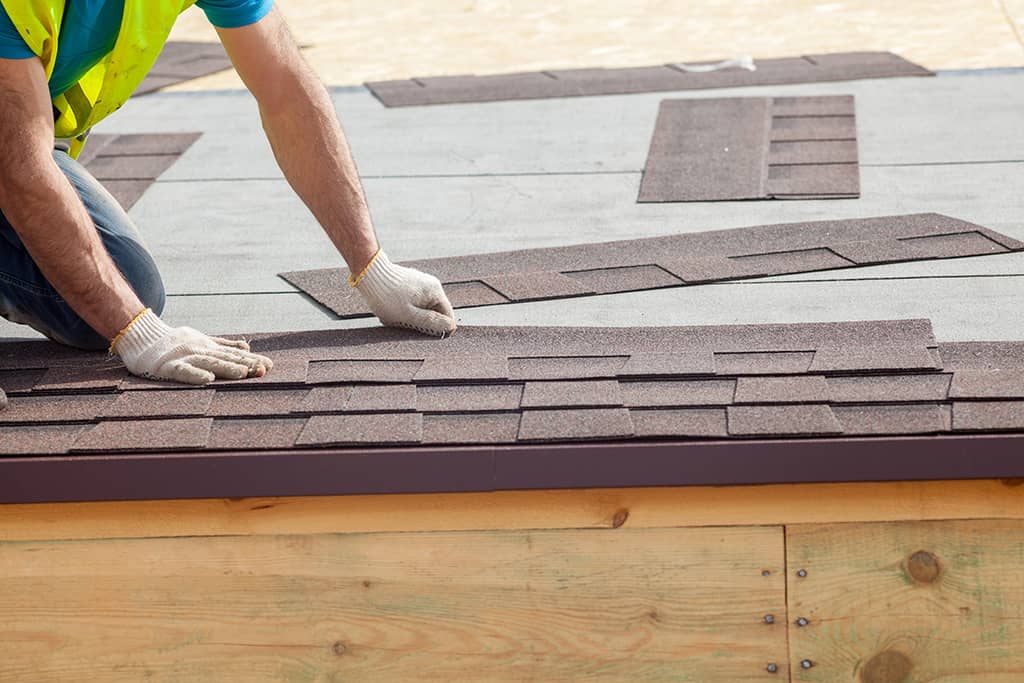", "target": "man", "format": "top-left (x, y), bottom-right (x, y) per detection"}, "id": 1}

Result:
top-left (0, 0), bottom-right (456, 385)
